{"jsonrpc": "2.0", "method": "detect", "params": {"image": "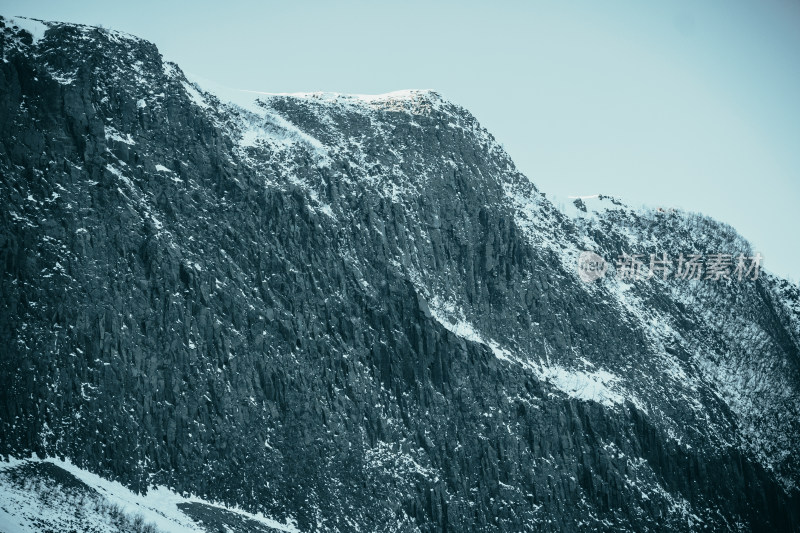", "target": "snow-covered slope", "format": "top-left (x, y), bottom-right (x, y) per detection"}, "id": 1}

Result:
top-left (554, 194), bottom-right (800, 490)
top-left (0, 457), bottom-right (297, 532)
